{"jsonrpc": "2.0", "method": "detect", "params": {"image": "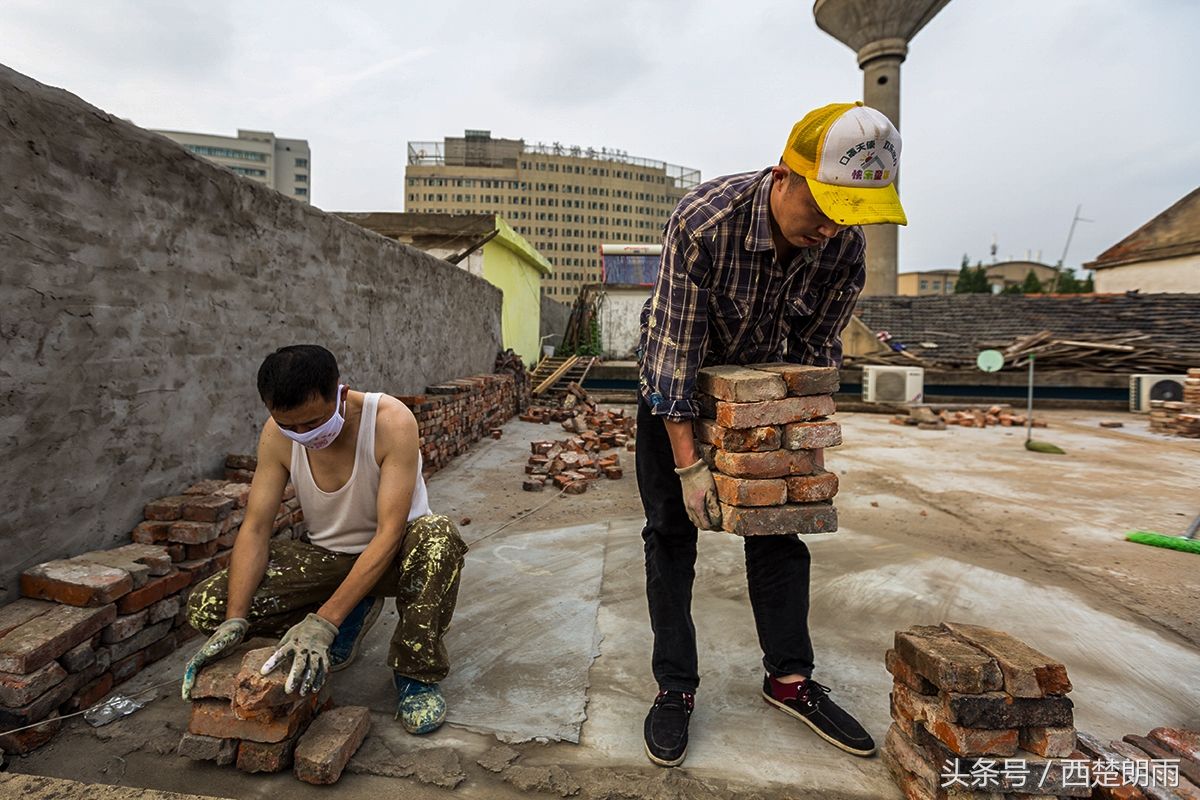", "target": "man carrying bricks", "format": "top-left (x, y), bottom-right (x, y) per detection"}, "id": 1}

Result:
top-left (637, 102), bottom-right (906, 766)
top-left (180, 345), bottom-right (467, 735)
